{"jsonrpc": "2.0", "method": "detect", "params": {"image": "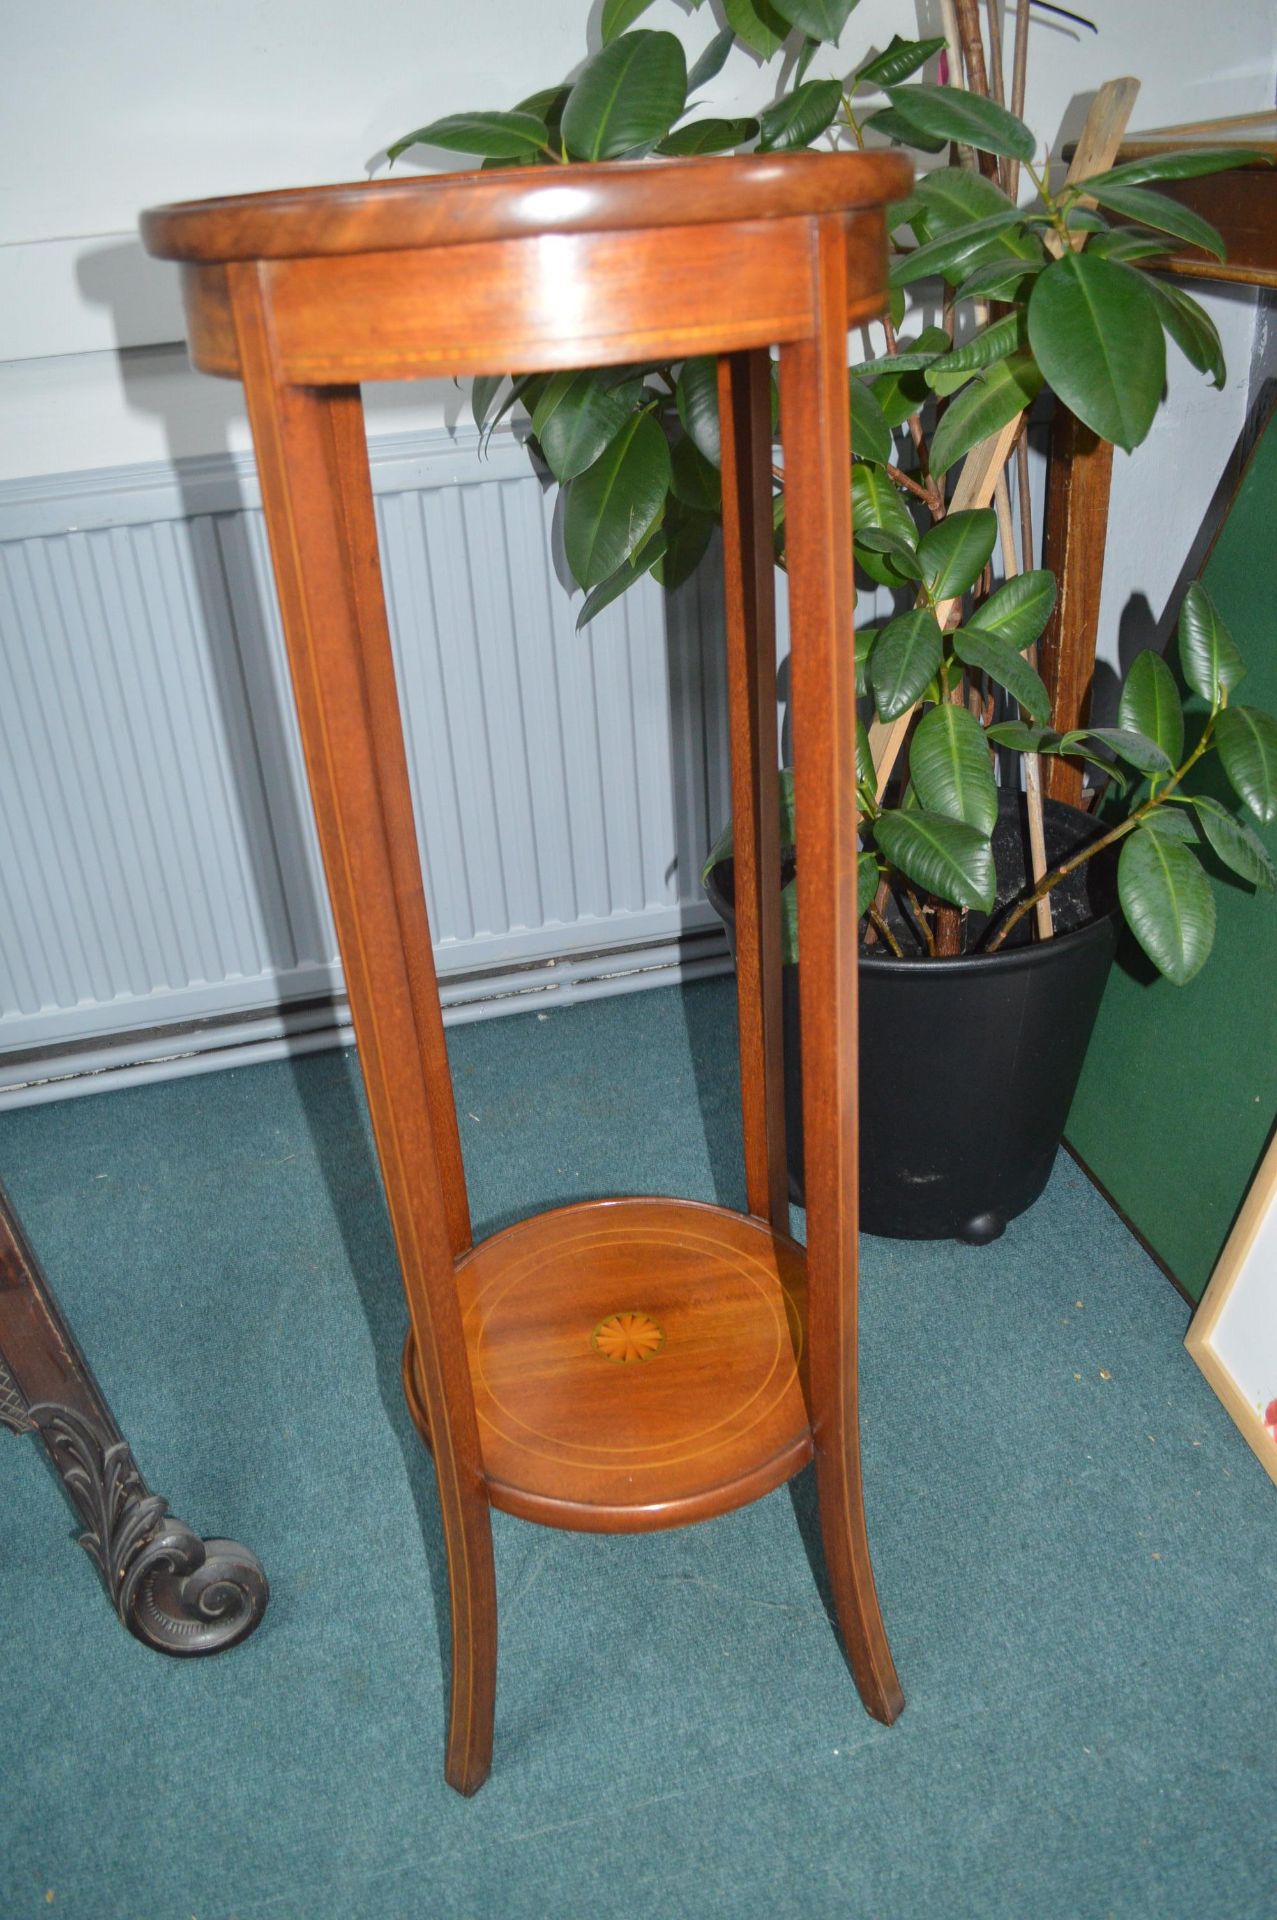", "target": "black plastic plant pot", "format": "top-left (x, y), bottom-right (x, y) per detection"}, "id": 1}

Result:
top-left (705, 790), bottom-right (1120, 1243)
